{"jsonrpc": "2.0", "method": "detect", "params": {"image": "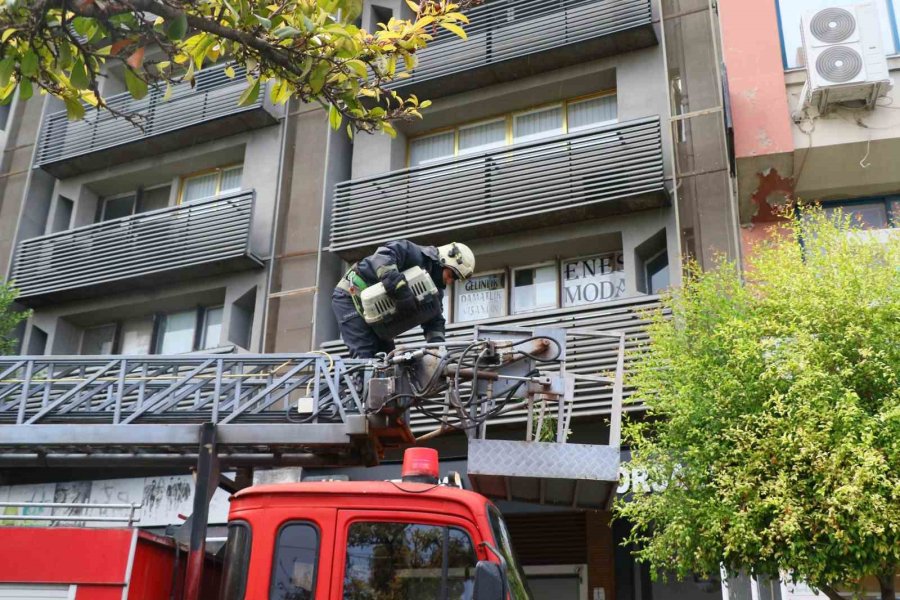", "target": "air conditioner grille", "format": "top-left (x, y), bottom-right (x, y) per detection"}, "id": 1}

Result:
top-left (810, 7), bottom-right (857, 43)
top-left (816, 46), bottom-right (863, 82)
